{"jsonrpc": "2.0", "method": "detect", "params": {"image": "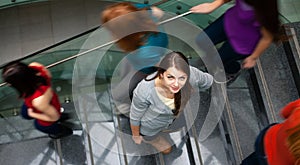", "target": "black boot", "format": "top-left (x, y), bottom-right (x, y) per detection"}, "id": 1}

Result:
top-left (49, 125), bottom-right (73, 139)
